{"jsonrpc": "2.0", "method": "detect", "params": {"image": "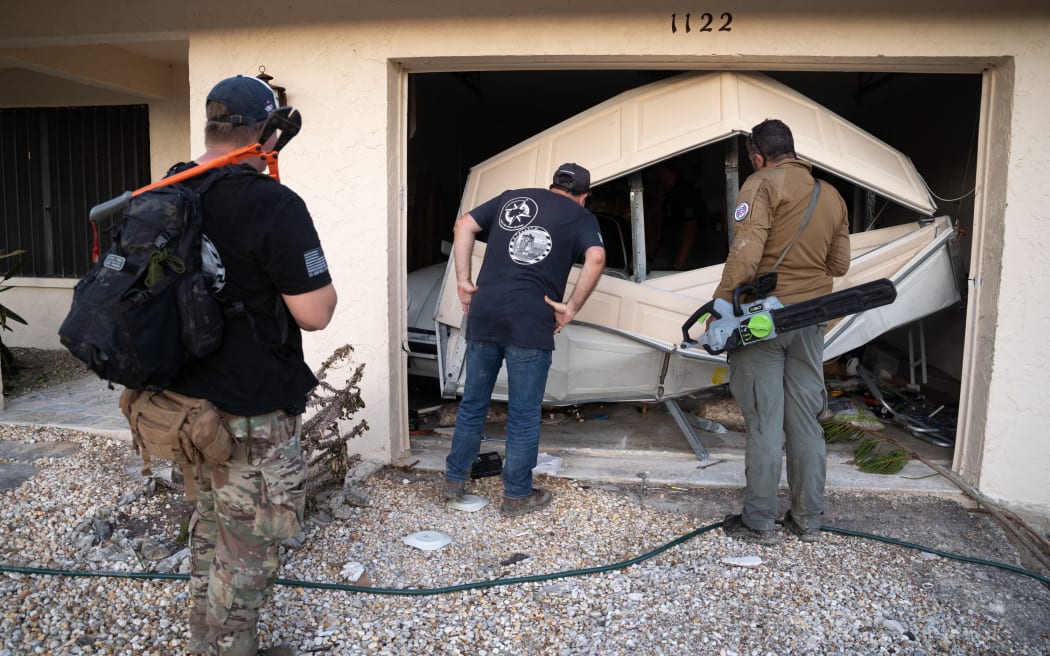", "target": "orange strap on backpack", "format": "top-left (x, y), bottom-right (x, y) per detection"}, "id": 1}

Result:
top-left (90, 107), bottom-right (302, 261)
